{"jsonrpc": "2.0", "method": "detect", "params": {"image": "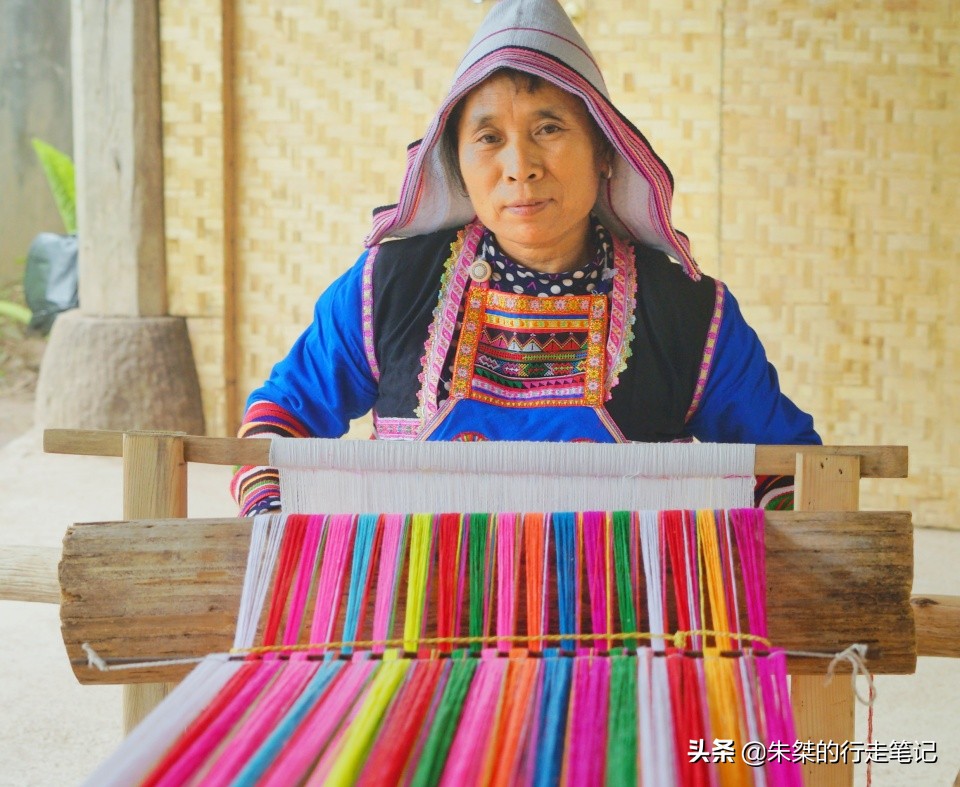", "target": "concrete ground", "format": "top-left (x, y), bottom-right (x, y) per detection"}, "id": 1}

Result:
top-left (0, 419), bottom-right (957, 786)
